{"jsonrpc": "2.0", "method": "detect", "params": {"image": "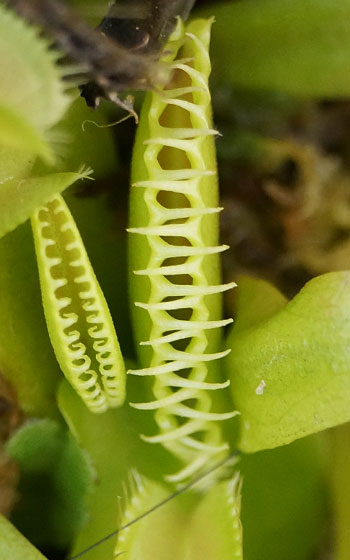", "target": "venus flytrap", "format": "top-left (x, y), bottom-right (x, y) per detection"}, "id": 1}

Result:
top-left (113, 469), bottom-right (243, 560)
top-left (128, 18), bottom-right (238, 484)
top-left (0, 1), bottom-right (127, 415)
top-left (0, 5), bottom-right (70, 161)
top-left (106, 17), bottom-right (243, 560)
top-left (0, 168), bottom-right (93, 240)
top-left (3, 4), bottom-right (349, 560)
top-left (0, 4), bottom-right (90, 241)
top-left (0, 3), bottom-right (109, 419)
top-left (31, 195), bottom-right (126, 413)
